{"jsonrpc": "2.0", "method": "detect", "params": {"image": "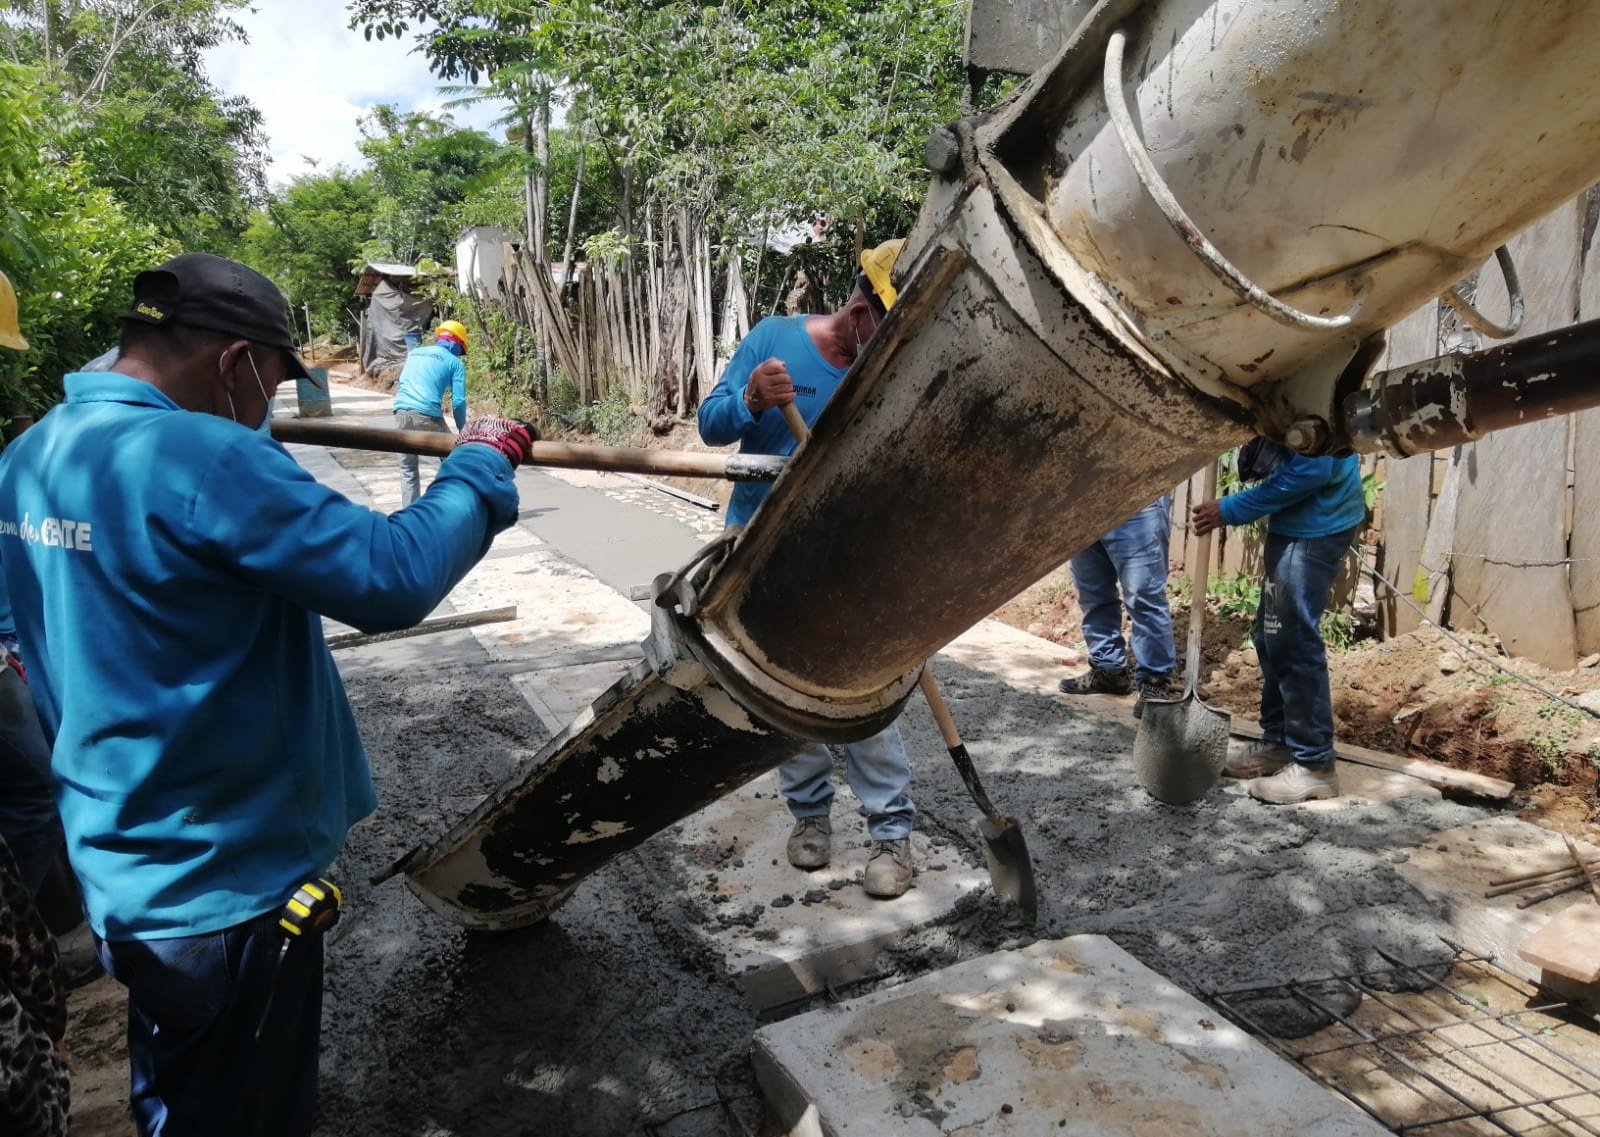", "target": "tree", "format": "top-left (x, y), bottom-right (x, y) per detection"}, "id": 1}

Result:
top-left (357, 105), bottom-right (510, 264)
top-left (240, 170), bottom-right (380, 336)
top-left (0, 61), bottom-right (172, 415)
top-left (0, 0), bottom-right (267, 247)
